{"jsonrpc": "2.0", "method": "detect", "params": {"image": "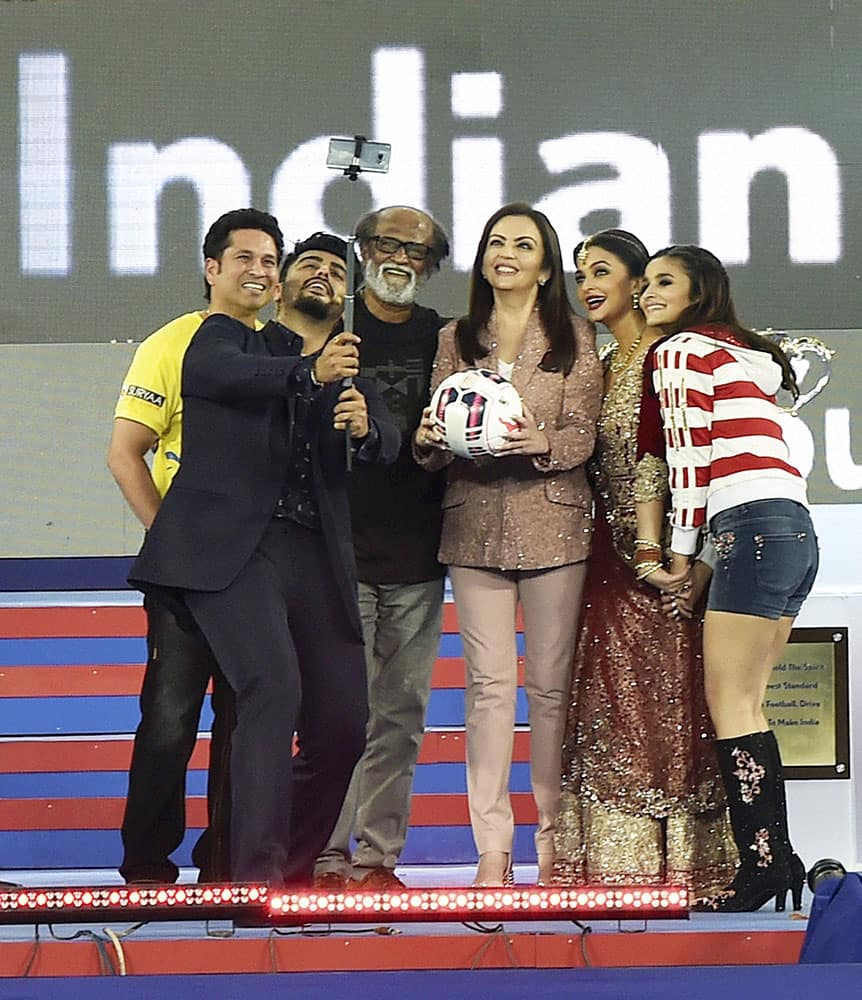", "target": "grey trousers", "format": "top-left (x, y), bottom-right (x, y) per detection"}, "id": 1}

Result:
top-left (315, 577), bottom-right (445, 876)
